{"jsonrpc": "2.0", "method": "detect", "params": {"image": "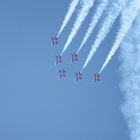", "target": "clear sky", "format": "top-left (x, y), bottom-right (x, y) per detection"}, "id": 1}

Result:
top-left (0, 0), bottom-right (129, 140)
